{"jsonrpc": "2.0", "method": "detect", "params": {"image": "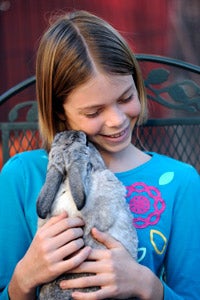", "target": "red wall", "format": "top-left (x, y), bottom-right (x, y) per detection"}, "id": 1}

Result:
top-left (0, 0), bottom-right (171, 95)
